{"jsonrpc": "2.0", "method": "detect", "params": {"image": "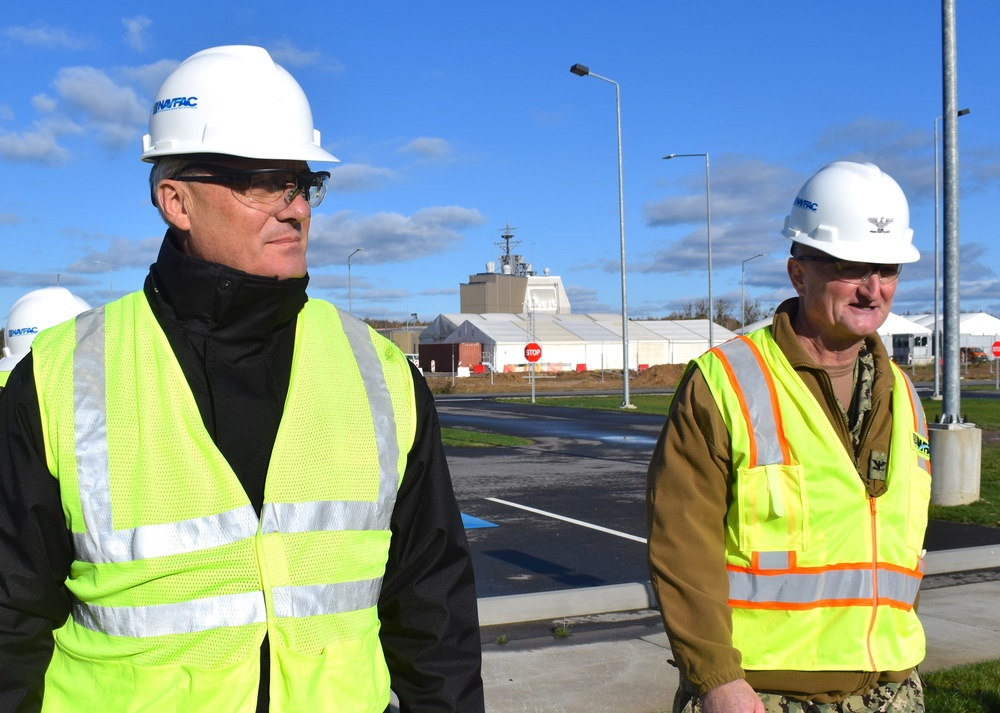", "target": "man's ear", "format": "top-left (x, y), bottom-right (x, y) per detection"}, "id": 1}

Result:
top-left (157, 180), bottom-right (192, 232)
top-left (787, 256), bottom-right (807, 297)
